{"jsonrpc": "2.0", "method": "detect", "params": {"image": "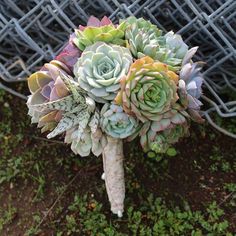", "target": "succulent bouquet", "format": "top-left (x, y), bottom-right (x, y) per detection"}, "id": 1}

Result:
top-left (27, 16), bottom-right (204, 217)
